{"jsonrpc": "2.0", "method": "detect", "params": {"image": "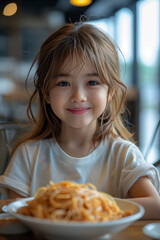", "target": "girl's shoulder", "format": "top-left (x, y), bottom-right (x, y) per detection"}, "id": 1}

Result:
top-left (108, 135), bottom-right (133, 146)
top-left (16, 138), bottom-right (53, 153)
top-left (106, 136), bottom-right (145, 165)
top-left (108, 136), bottom-right (140, 153)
